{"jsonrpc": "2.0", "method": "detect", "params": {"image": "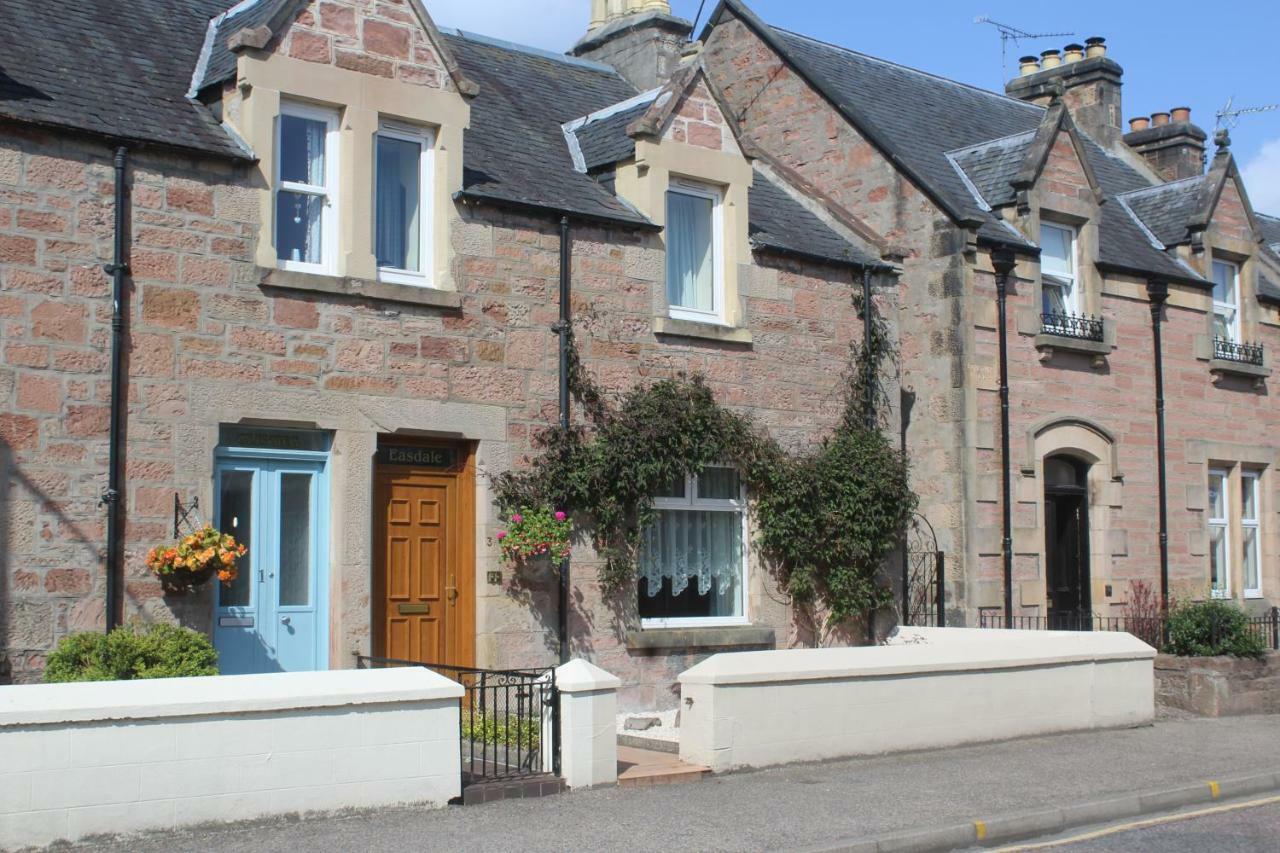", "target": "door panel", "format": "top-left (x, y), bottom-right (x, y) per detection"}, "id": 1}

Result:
top-left (375, 448), bottom-right (474, 669)
top-left (214, 467), bottom-right (261, 674)
top-left (1045, 492), bottom-right (1090, 625)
